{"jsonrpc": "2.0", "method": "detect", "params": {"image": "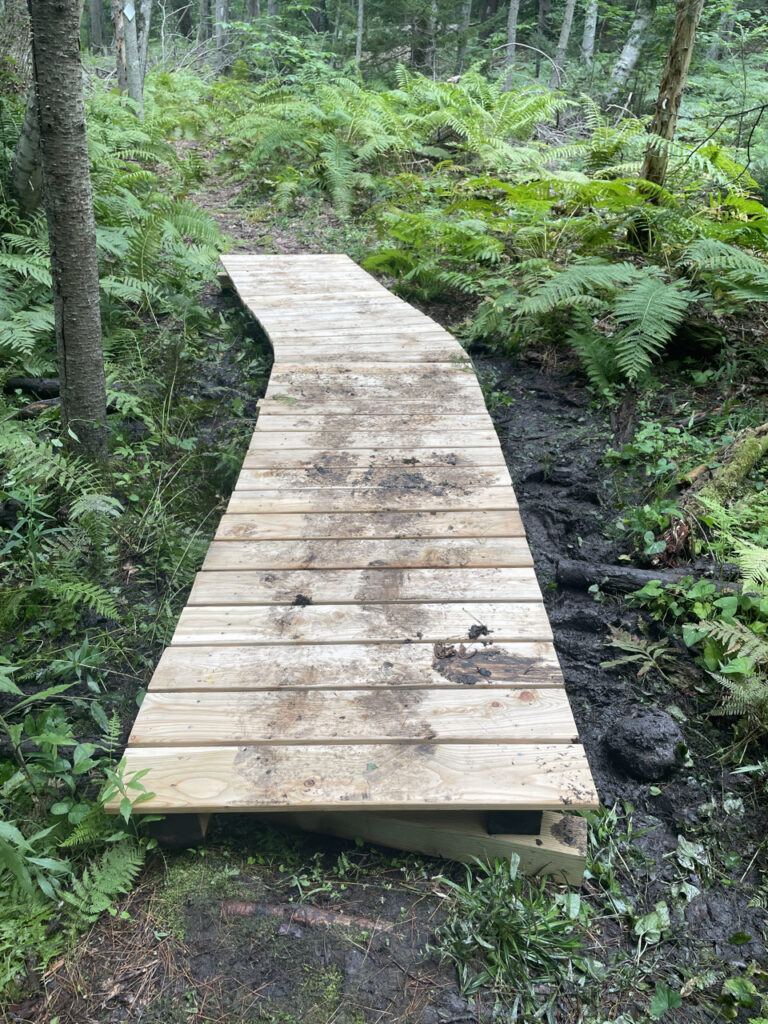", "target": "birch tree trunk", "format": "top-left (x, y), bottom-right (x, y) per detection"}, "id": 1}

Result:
top-left (549, 0), bottom-right (575, 86)
top-left (170, 0), bottom-right (192, 34)
top-left (455, 0), bottom-right (472, 74)
top-left (110, 0), bottom-right (128, 90)
top-left (138, 0), bottom-right (151, 74)
top-left (502, 0), bottom-right (520, 91)
top-left (26, 0), bottom-right (108, 458)
top-left (355, 0), bottom-right (362, 61)
top-left (581, 0), bottom-right (597, 66)
top-left (122, 0), bottom-right (143, 116)
top-left (640, 0), bottom-right (704, 190)
top-left (608, 0), bottom-right (657, 100)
